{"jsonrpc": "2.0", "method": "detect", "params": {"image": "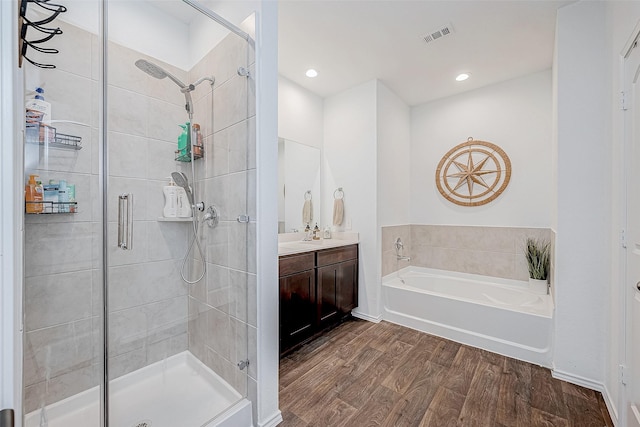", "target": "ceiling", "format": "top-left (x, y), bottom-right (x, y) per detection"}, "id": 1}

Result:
top-left (279, 0), bottom-right (574, 106)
